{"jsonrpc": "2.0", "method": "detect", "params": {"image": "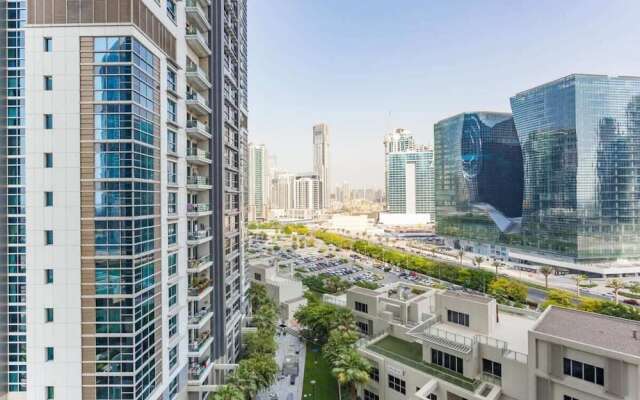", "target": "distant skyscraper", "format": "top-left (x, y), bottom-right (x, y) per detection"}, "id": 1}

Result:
top-left (270, 170), bottom-right (296, 210)
top-left (249, 144), bottom-right (270, 221)
top-left (294, 173), bottom-right (322, 211)
top-left (313, 123), bottom-right (330, 208)
top-left (382, 129), bottom-right (435, 224)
